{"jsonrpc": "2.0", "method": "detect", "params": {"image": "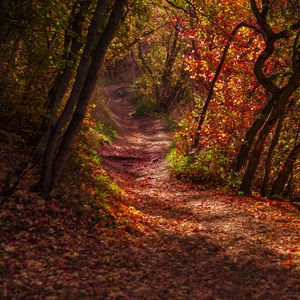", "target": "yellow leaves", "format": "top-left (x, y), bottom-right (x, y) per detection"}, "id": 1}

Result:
top-left (127, 205), bottom-right (144, 217)
top-left (108, 203), bottom-right (145, 224)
